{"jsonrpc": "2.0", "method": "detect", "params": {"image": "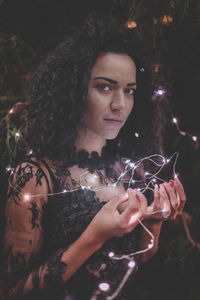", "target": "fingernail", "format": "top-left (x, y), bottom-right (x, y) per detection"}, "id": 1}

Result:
top-left (170, 180), bottom-right (174, 187)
